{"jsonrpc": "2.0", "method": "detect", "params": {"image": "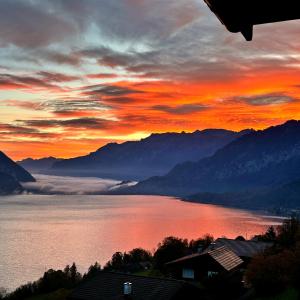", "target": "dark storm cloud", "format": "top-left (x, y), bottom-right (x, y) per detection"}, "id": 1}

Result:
top-left (41, 99), bottom-right (111, 114)
top-left (102, 97), bottom-right (137, 104)
top-left (1, 0), bottom-right (300, 87)
top-left (0, 0), bottom-right (76, 48)
top-left (18, 118), bottom-right (115, 130)
top-left (151, 104), bottom-right (209, 115)
top-left (82, 84), bottom-right (144, 97)
top-left (0, 74), bottom-right (63, 90)
top-left (77, 47), bottom-right (137, 68)
top-left (43, 51), bottom-right (82, 66)
top-left (0, 72), bottom-right (79, 91)
top-left (37, 72), bottom-right (80, 83)
top-left (53, 0), bottom-right (201, 43)
top-left (5, 98), bottom-right (111, 115)
top-left (0, 123), bottom-right (58, 138)
top-left (120, 114), bottom-right (191, 127)
top-left (0, 123), bottom-right (39, 135)
top-left (232, 93), bottom-right (296, 106)
top-left (0, 0), bottom-right (201, 50)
